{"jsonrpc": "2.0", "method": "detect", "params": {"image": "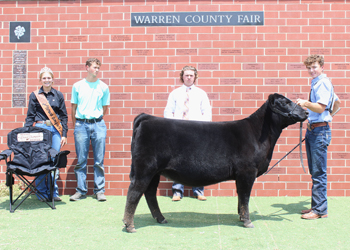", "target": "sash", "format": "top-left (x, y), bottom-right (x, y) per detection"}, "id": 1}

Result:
top-left (34, 90), bottom-right (63, 137)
